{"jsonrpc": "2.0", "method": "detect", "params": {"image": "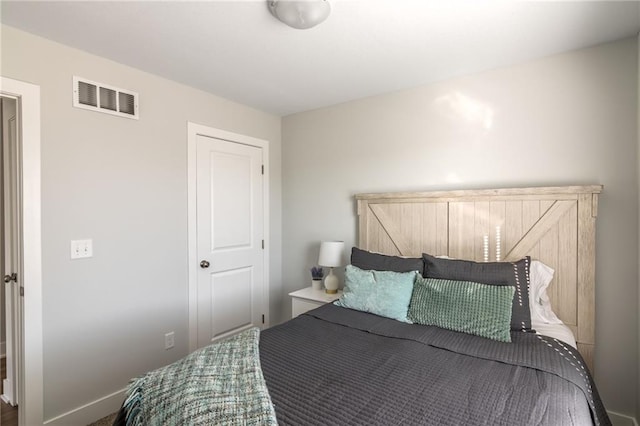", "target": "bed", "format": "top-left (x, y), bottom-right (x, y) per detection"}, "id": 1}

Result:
top-left (117, 185), bottom-right (610, 426)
